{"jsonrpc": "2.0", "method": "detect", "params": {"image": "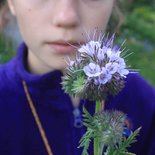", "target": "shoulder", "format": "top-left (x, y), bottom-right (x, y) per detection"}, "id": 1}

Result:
top-left (115, 73), bottom-right (155, 101)
top-left (0, 57), bottom-right (17, 86)
top-left (115, 73), bottom-right (155, 113)
top-left (0, 59), bottom-right (18, 141)
top-left (126, 73), bottom-right (155, 92)
top-left (123, 73), bottom-right (155, 105)
top-left (0, 58), bottom-right (24, 143)
top-left (0, 57), bottom-right (20, 105)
